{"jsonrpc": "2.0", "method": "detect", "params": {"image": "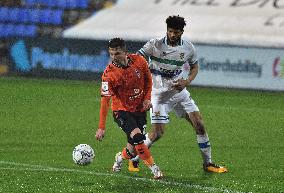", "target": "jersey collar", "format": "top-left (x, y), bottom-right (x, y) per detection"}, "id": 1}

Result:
top-left (164, 36), bottom-right (183, 47)
top-left (111, 56), bottom-right (133, 68)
